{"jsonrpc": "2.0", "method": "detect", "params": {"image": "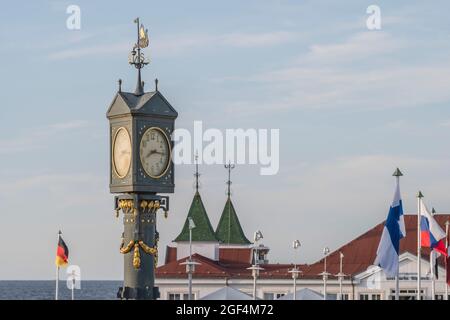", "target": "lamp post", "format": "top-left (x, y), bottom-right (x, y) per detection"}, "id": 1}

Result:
top-left (248, 230), bottom-right (264, 300)
top-left (180, 217), bottom-right (200, 300)
top-left (319, 247), bottom-right (331, 300)
top-left (288, 240), bottom-right (301, 300)
top-left (335, 252), bottom-right (345, 300)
